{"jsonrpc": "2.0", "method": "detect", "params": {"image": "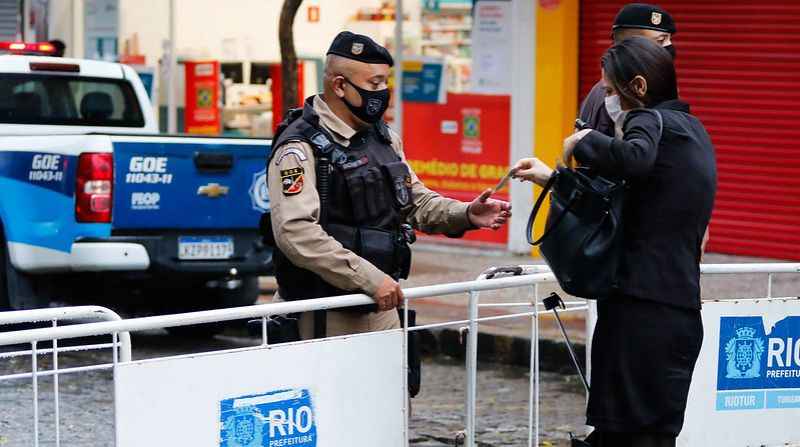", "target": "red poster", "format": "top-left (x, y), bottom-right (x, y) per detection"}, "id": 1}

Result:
top-left (184, 60), bottom-right (221, 135)
top-left (402, 93), bottom-right (511, 247)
